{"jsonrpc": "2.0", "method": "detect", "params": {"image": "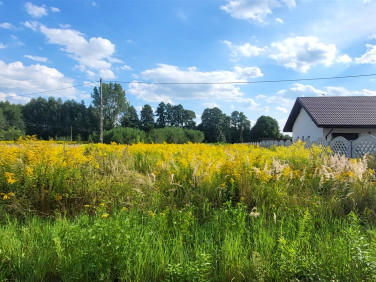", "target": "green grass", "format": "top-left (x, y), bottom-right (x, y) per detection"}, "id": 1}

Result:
top-left (0, 204), bottom-right (375, 281)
